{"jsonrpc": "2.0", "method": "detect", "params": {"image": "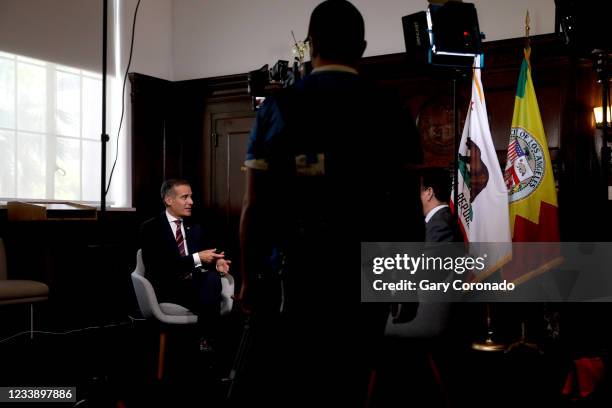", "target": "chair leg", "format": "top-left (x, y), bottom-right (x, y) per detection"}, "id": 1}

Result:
top-left (158, 332), bottom-right (167, 381)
